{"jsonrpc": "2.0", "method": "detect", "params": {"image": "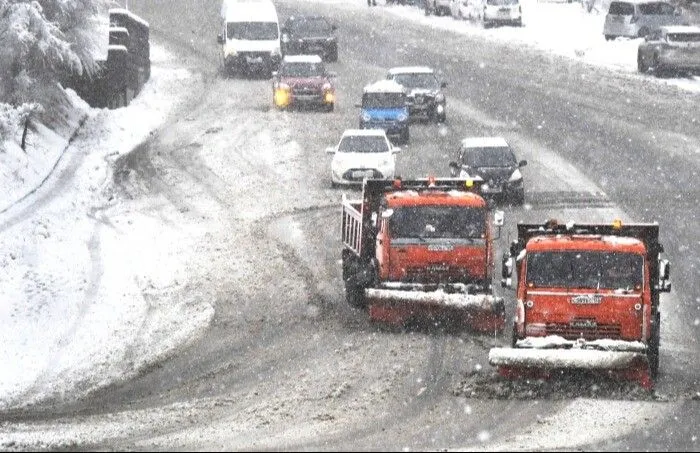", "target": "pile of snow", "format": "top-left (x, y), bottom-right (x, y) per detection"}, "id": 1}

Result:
top-left (0, 44), bottom-right (214, 410)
